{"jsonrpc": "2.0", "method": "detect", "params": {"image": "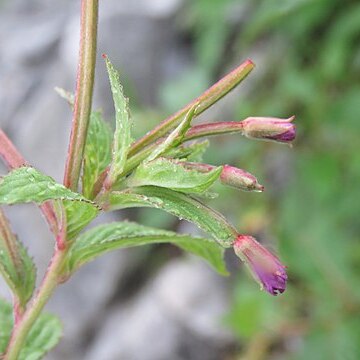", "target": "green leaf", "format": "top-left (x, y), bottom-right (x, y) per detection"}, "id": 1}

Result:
top-left (147, 104), bottom-right (197, 162)
top-left (0, 167), bottom-right (84, 205)
top-left (107, 186), bottom-right (237, 247)
top-left (0, 298), bottom-right (62, 359)
top-left (105, 56), bottom-right (132, 183)
top-left (62, 200), bottom-right (99, 240)
top-left (0, 298), bottom-right (13, 355)
top-left (127, 157), bottom-right (222, 194)
top-left (0, 210), bottom-right (36, 306)
top-left (82, 111), bottom-right (112, 199)
top-left (0, 167), bottom-right (99, 239)
top-left (166, 139), bottom-right (210, 162)
top-left (66, 222), bottom-right (228, 275)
